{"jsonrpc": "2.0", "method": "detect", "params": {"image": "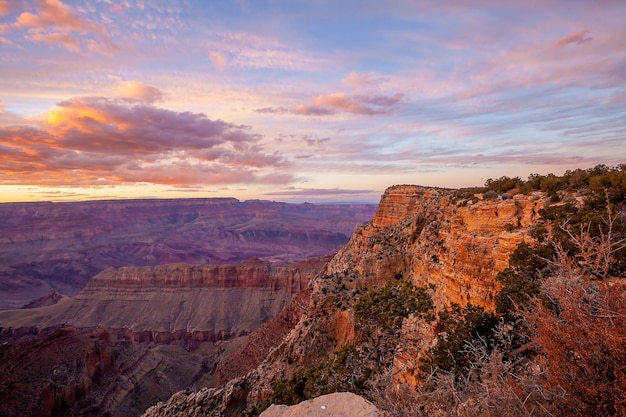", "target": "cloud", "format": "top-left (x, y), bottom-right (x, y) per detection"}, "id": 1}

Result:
top-left (0, 0), bottom-right (16, 16)
top-left (0, 101), bottom-right (31, 125)
top-left (0, 96), bottom-right (291, 188)
top-left (30, 31), bottom-right (79, 51)
top-left (553, 30), bottom-right (592, 49)
top-left (289, 73), bottom-right (406, 117)
top-left (209, 51), bottom-right (228, 72)
top-left (114, 80), bottom-right (163, 103)
top-left (109, 2), bottom-right (129, 13)
top-left (264, 187), bottom-right (376, 197)
top-left (205, 30), bottom-right (327, 71)
top-left (14, 0), bottom-right (107, 35)
top-left (302, 135), bottom-right (329, 147)
top-left (7, 0), bottom-right (114, 53)
top-left (342, 72), bottom-right (389, 92)
top-left (293, 104), bottom-right (336, 116)
top-left (255, 106), bottom-right (289, 114)
top-left (312, 91), bottom-right (405, 115)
